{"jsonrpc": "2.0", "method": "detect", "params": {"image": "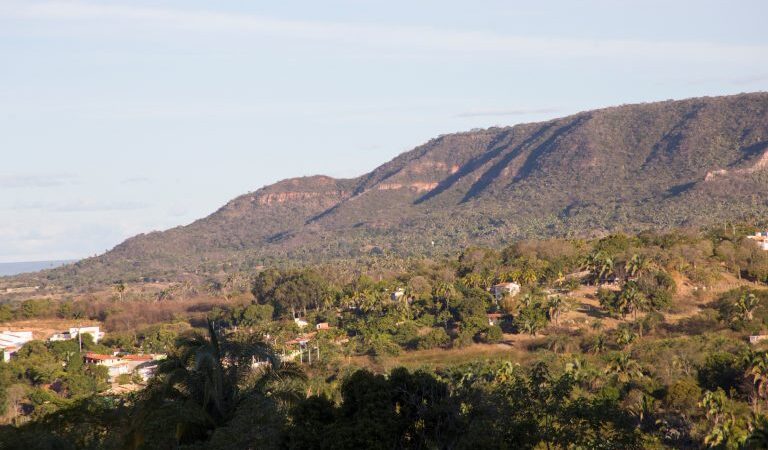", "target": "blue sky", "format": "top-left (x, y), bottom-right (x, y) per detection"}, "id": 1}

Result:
top-left (1, 0), bottom-right (767, 262)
